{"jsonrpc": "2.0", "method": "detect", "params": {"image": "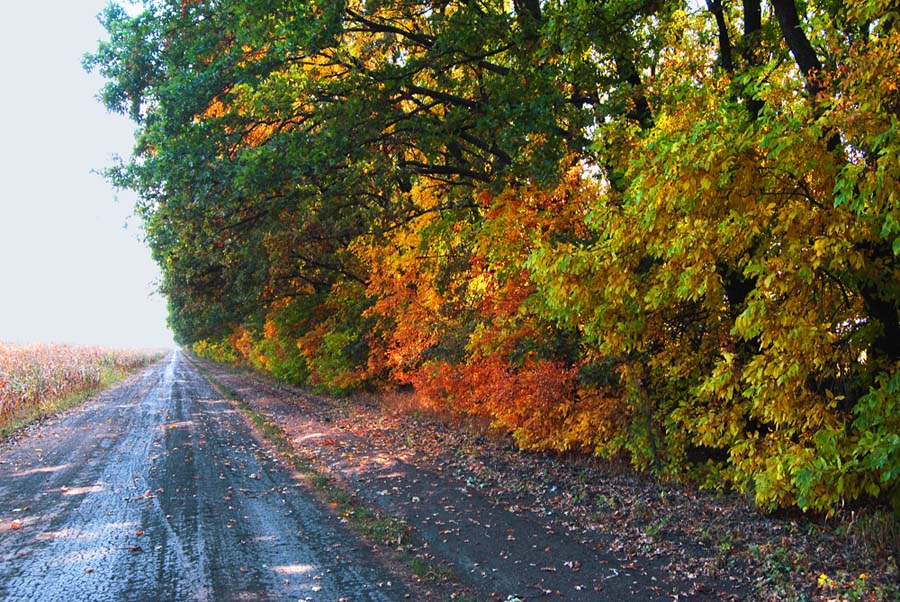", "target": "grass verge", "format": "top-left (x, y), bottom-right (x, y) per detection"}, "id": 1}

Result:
top-left (0, 366), bottom-right (132, 440)
top-left (189, 355), bottom-right (462, 598)
top-left (204, 369), bottom-right (412, 547)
